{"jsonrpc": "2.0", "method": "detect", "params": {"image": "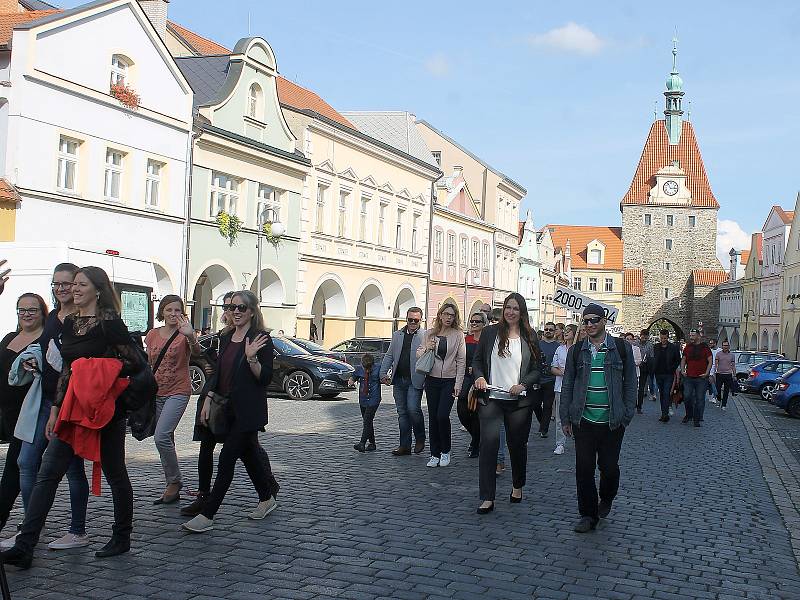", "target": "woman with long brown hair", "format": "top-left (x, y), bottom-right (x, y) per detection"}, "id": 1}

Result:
top-left (417, 302), bottom-right (466, 468)
top-left (472, 293), bottom-right (541, 514)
